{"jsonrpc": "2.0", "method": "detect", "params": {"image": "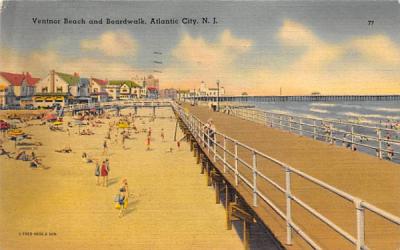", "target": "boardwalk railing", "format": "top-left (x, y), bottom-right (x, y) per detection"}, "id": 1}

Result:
top-left (66, 101), bottom-right (172, 112)
top-left (172, 102), bottom-right (400, 250)
top-left (223, 106), bottom-right (400, 162)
